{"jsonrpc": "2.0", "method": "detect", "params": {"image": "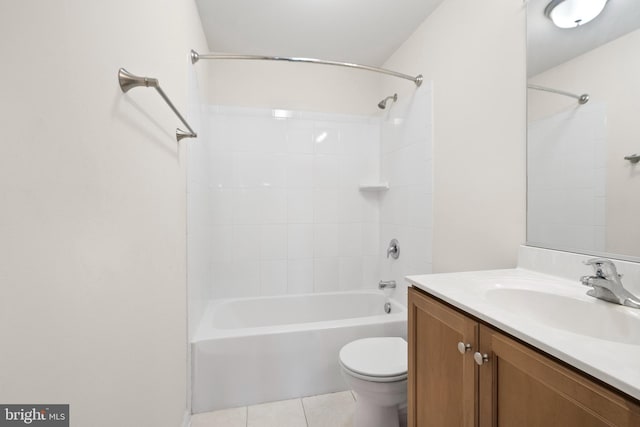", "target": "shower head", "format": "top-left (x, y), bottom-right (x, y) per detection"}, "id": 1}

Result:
top-left (378, 93), bottom-right (398, 109)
